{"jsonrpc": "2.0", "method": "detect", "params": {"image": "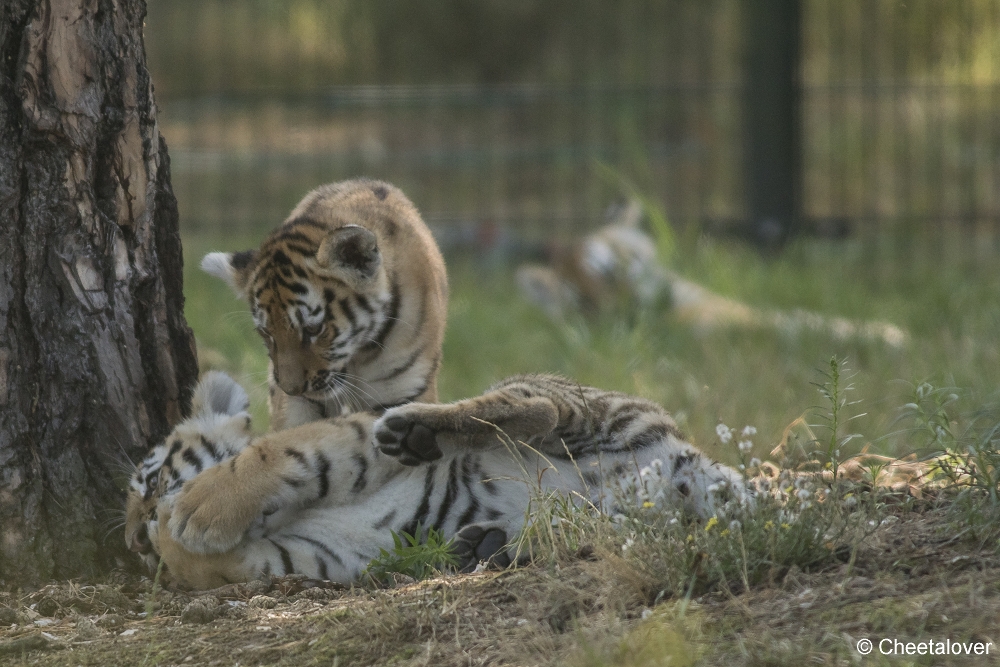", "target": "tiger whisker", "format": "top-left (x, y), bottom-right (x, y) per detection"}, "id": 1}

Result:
top-left (102, 518), bottom-right (128, 539)
top-left (334, 371), bottom-right (380, 395)
top-left (115, 439), bottom-right (138, 471)
top-left (328, 373), bottom-right (382, 410)
top-left (325, 378), bottom-right (370, 412)
top-left (374, 314), bottom-right (419, 333)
